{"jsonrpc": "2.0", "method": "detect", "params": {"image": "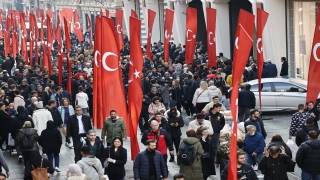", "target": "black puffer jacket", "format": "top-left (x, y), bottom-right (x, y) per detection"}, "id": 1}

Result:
top-left (164, 110), bottom-right (184, 138)
top-left (11, 112), bottom-right (34, 138)
top-left (296, 140), bottom-right (320, 174)
top-left (296, 125), bottom-right (319, 147)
